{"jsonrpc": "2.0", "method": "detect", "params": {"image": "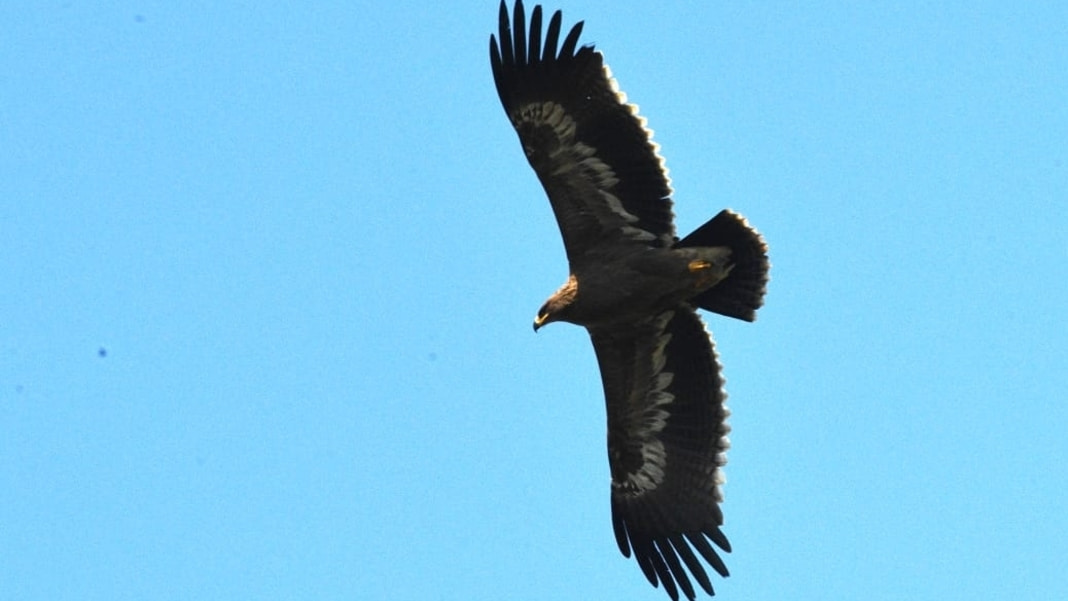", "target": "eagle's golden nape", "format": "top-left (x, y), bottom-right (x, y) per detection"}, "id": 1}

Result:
top-left (490, 2), bottom-right (769, 600)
